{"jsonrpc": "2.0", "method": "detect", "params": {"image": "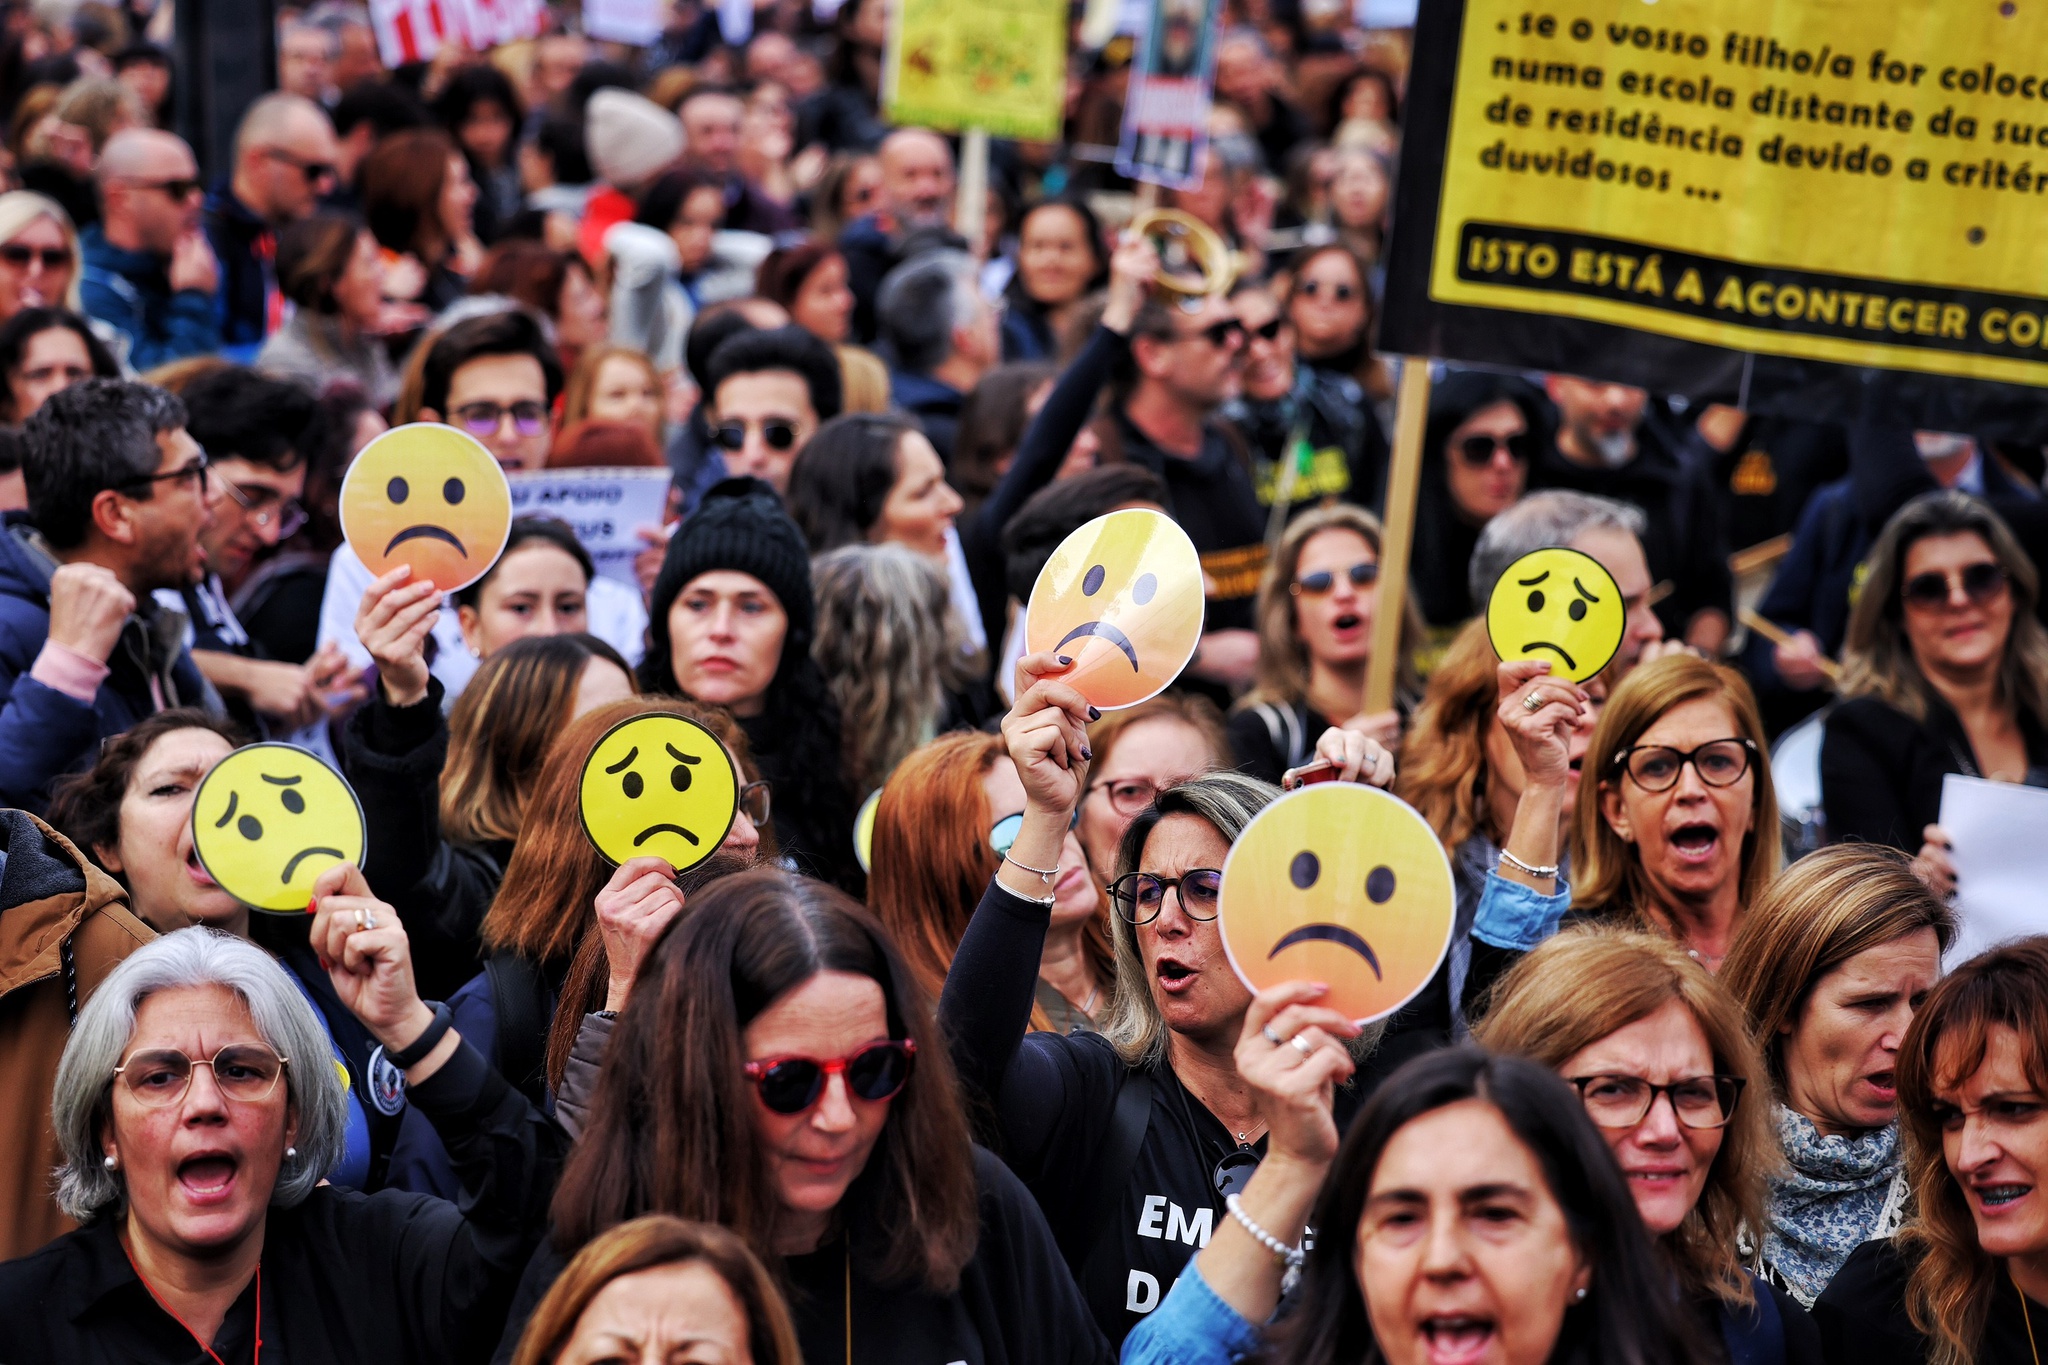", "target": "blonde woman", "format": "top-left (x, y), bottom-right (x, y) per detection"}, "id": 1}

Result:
top-left (1227, 503), bottom-right (1424, 783)
top-left (0, 191), bottom-right (84, 323)
top-left (558, 343), bottom-right (663, 447)
top-left (1474, 926), bottom-right (1816, 1359)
